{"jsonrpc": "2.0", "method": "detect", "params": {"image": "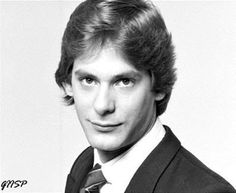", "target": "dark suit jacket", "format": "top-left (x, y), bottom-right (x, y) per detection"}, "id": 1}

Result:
top-left (65, 126), bottom-right (236, 193)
